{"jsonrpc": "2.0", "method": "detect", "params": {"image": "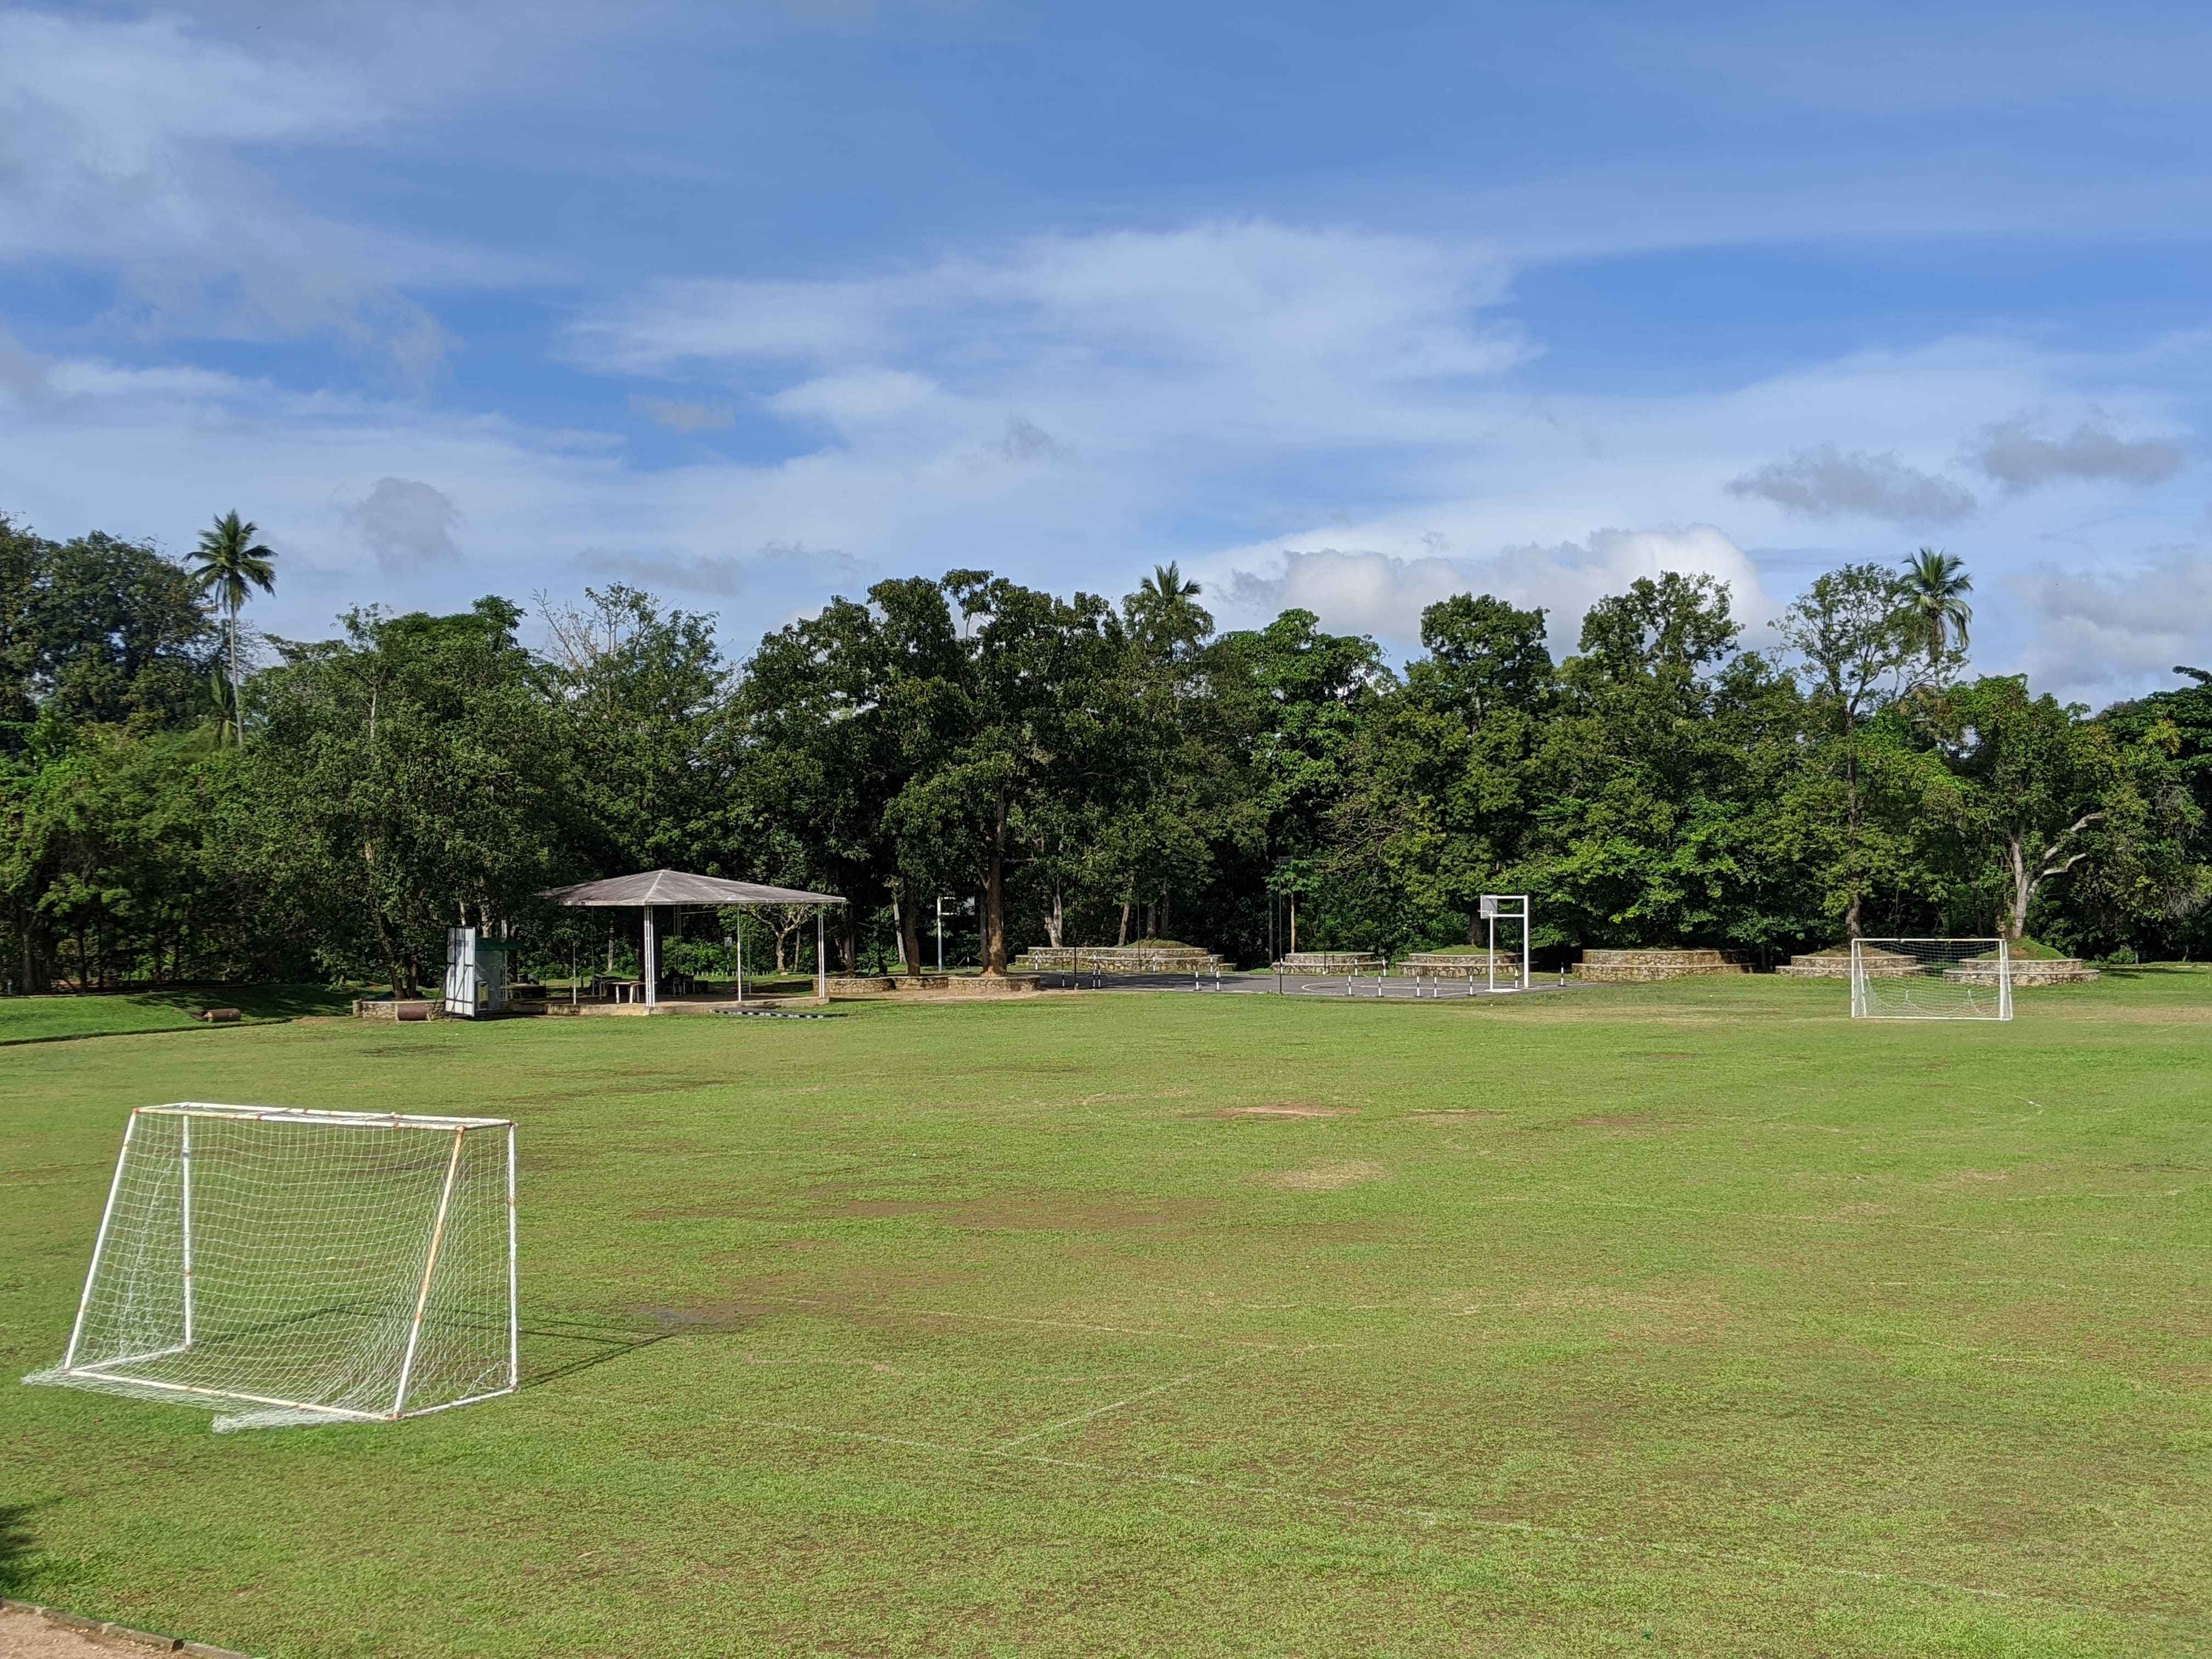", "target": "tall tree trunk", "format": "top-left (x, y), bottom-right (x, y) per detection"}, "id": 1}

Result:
top-left (1117, 899), bottom-right (1130, 946)
top-left (982, 795), bottom-right (1008, 975)
top-left (373, 910), bottom-right (406, 1002)
top-left (1043, 887), bottom-right (1063, 948)
top-left (894, 879), bottom-right (924, 977)
top-left (2006, 835), bottom-right (2032, 941)
top-left (1842, 721), bottom-right (1863, 939)
top-left (228, 597), bottom-right (241, 744)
